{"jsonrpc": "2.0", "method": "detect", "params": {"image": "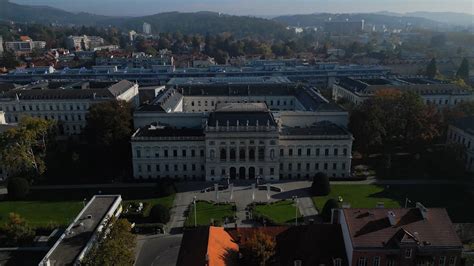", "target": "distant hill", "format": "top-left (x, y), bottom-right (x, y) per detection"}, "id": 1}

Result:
top-left (0, 1), bottom-right (292, 39)
top-left (273, 13), bottom-right (447, 29)
top-left (0, 0), bottom-right (111, 25)
top-left (104, 11), bottom-right (293, 38)
top-left (406, 12), bottom-right (474, 27)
